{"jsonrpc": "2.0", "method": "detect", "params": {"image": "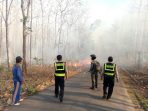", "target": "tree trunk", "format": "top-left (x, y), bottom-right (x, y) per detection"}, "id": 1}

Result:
top-left (57, 13), bottom-right (63, 54)
top-left (5, 22), bottom-right (10, 69)
top-left (0, 5), bottom-right (3, 64)
top-left (30, 0), bottom-right (33, 66)
top-left (5, 0), bottom-right (10, 70)
top-left (54, 12), bottom-right (57, 47)
top-left (40, 0), bottom-right (44, 65)
top-left (21, 0), bottom-right (31, 75)
top-left (0, 2), bottom-right (3, 98)
top-left (23, 22), bottom-right (27, 75)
